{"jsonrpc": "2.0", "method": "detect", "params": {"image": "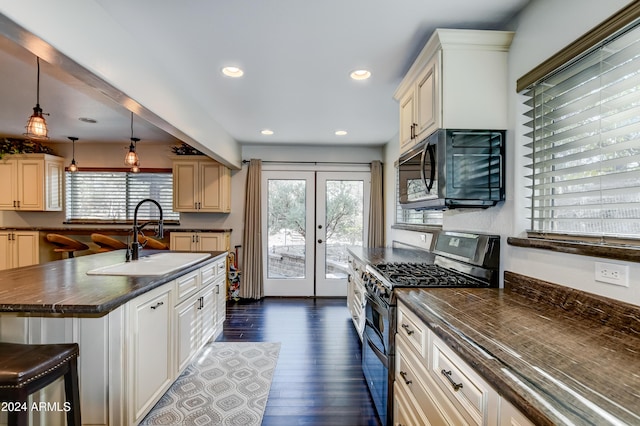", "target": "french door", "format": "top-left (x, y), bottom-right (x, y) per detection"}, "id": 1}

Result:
top-left (262, 170), bottom-right (370, 296)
